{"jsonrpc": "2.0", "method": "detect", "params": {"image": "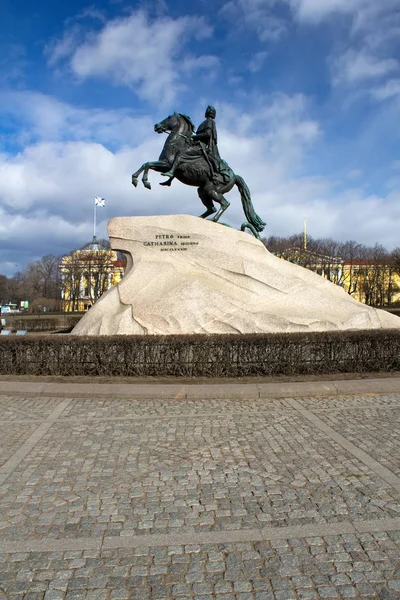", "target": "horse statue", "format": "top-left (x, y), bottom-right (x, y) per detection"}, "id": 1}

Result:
top-left (131, 111), bottom-right (266, 238)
